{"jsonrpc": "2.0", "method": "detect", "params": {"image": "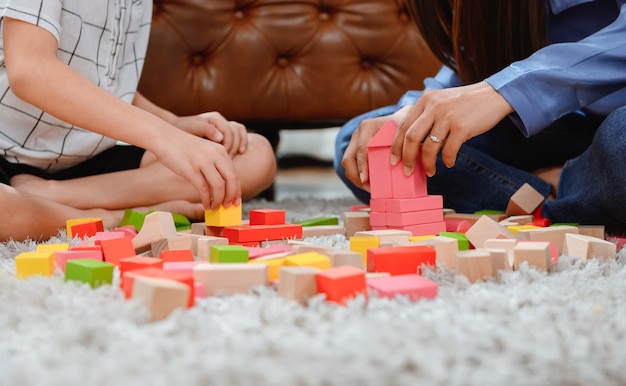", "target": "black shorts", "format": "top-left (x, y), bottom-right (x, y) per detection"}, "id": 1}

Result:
top-left (0, 145), bottom-right (146, 185)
